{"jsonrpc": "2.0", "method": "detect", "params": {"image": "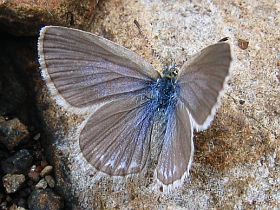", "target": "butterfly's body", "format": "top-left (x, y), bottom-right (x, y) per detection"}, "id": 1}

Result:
top-left (38, 26), bottom-right (232, 191)
top-left (152, 77), bottom-right (178, 110)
